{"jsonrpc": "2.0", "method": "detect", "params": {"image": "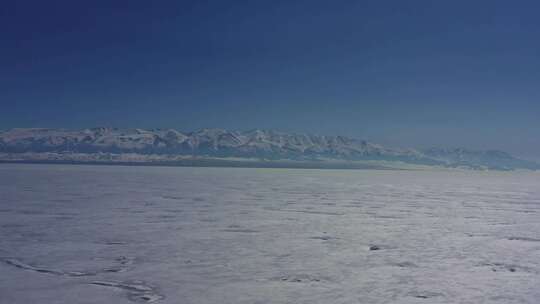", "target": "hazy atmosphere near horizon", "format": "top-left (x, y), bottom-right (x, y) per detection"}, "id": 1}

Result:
top-left (2, 2), bottom-right (540, 304)
top-left (2, 0), bottom-right (540, 160)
